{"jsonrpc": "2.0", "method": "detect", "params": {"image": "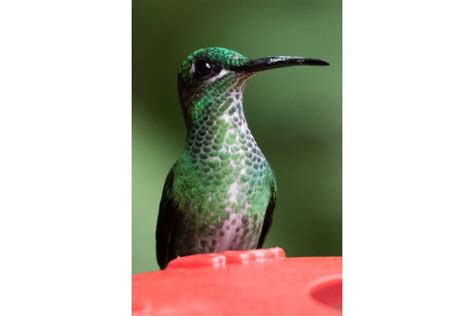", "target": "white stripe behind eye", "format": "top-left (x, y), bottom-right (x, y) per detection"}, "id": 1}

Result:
top-left (209, 69), bottom-right (230, 82)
